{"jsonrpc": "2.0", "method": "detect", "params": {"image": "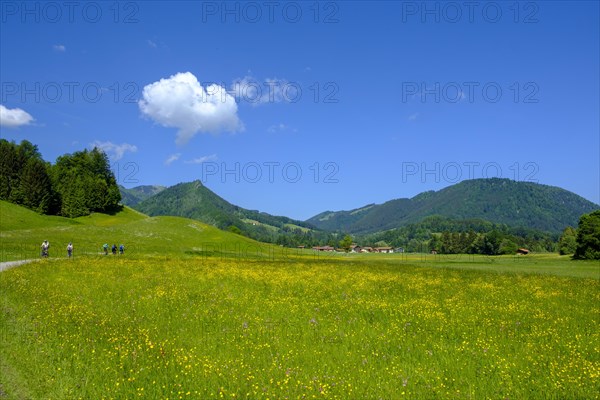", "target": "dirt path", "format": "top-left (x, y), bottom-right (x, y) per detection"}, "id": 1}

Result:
top-left (0, 259), bottom-right (37, 272)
